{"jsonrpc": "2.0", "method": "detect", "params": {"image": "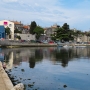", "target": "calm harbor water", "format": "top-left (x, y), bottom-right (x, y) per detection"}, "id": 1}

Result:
top-left (0, 47), bottom-right (90, 90)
